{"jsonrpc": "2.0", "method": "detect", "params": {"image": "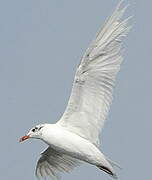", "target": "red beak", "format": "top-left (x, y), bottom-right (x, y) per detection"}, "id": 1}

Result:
top-left (19, 135), bottom-right (30, 142)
